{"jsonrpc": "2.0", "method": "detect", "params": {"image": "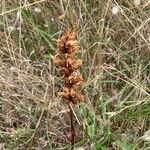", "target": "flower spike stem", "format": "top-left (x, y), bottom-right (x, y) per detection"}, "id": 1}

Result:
top-left (54, 31), bottom-right (84, 149)
top-left (68, 103), bottom-right (75, 150)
